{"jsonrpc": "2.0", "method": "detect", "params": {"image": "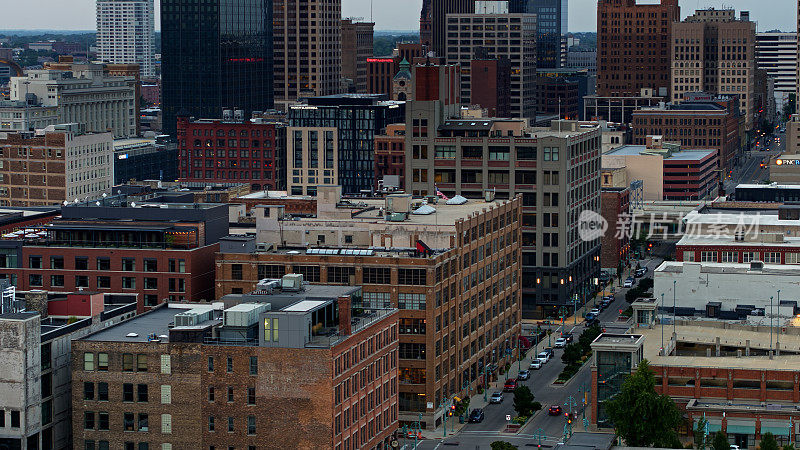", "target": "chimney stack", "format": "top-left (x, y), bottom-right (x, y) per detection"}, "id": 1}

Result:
top-left (25, 290), bottom-right (48, 319)
top-left (338, 296), bottom-right (352, 336)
